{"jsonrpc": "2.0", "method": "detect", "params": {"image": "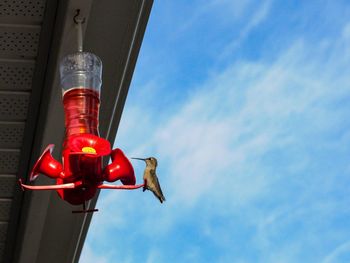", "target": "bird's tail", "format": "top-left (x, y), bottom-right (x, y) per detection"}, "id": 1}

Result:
top-left (158, 194), bottom-right (166, 203)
